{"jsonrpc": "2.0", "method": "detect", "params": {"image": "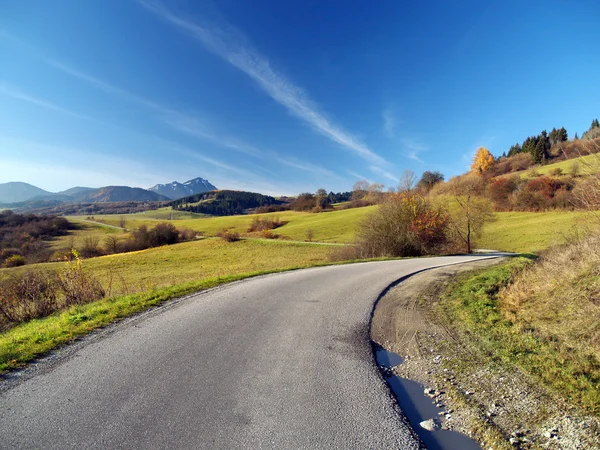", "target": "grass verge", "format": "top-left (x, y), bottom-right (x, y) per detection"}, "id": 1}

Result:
top-left (440, 256), bottom-right (600, 414)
